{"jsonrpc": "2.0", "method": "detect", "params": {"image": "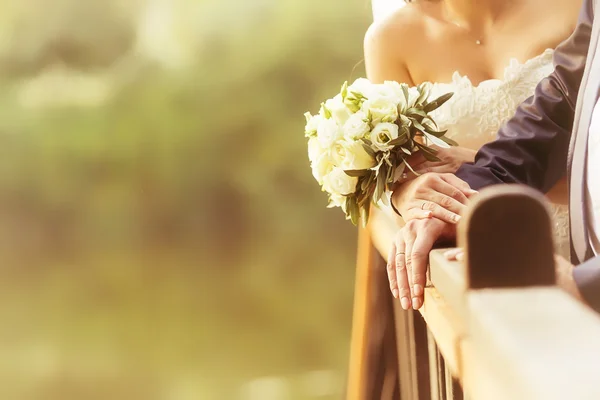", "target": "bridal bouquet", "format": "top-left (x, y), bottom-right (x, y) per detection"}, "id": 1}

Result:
top-left (305, 78), bottom-right (455, 226)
